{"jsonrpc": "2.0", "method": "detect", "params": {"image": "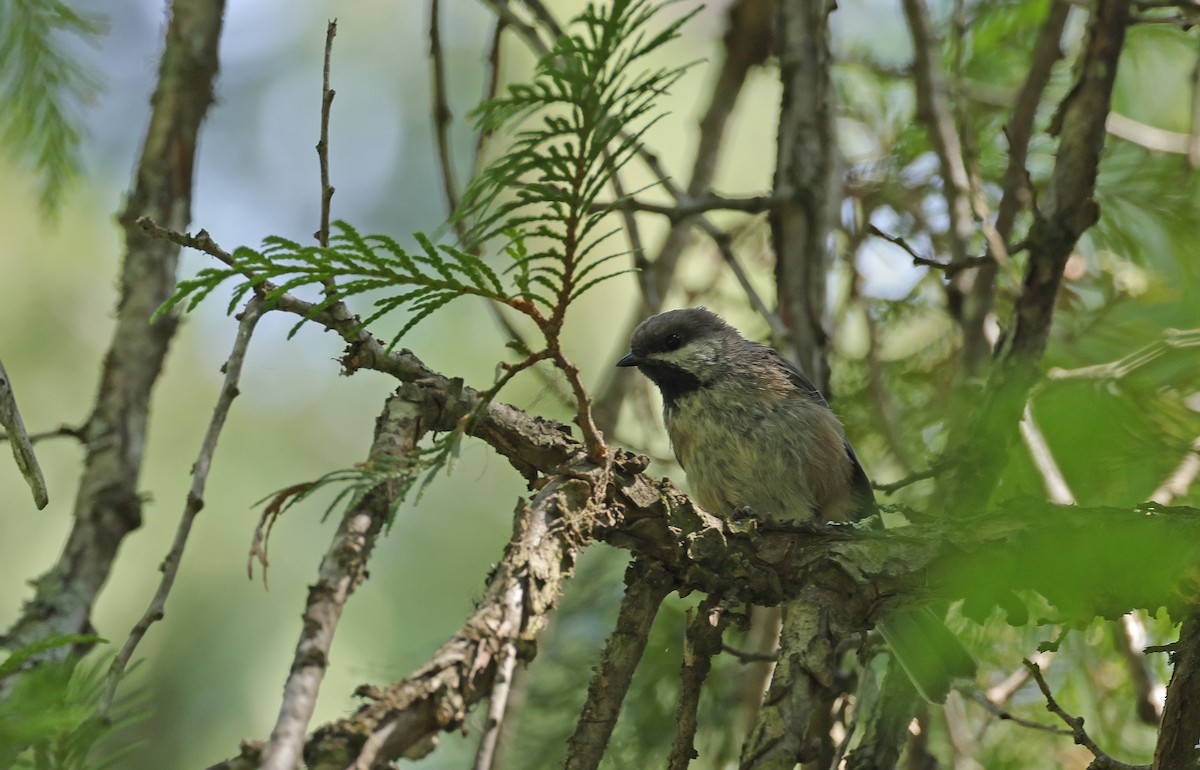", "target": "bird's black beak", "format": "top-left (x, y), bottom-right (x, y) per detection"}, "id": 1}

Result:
top-left (616, 352), bottom-right (639, 368)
